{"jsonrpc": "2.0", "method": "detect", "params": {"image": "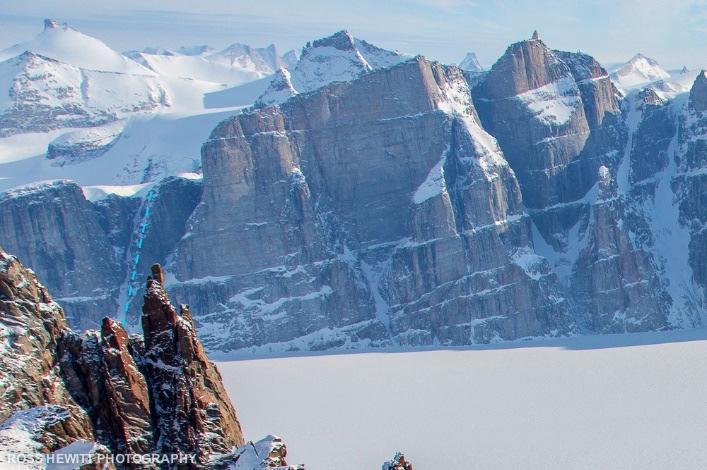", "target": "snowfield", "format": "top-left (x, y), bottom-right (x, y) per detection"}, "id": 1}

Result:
top-left (217, 329), bottom-right (707, 470)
